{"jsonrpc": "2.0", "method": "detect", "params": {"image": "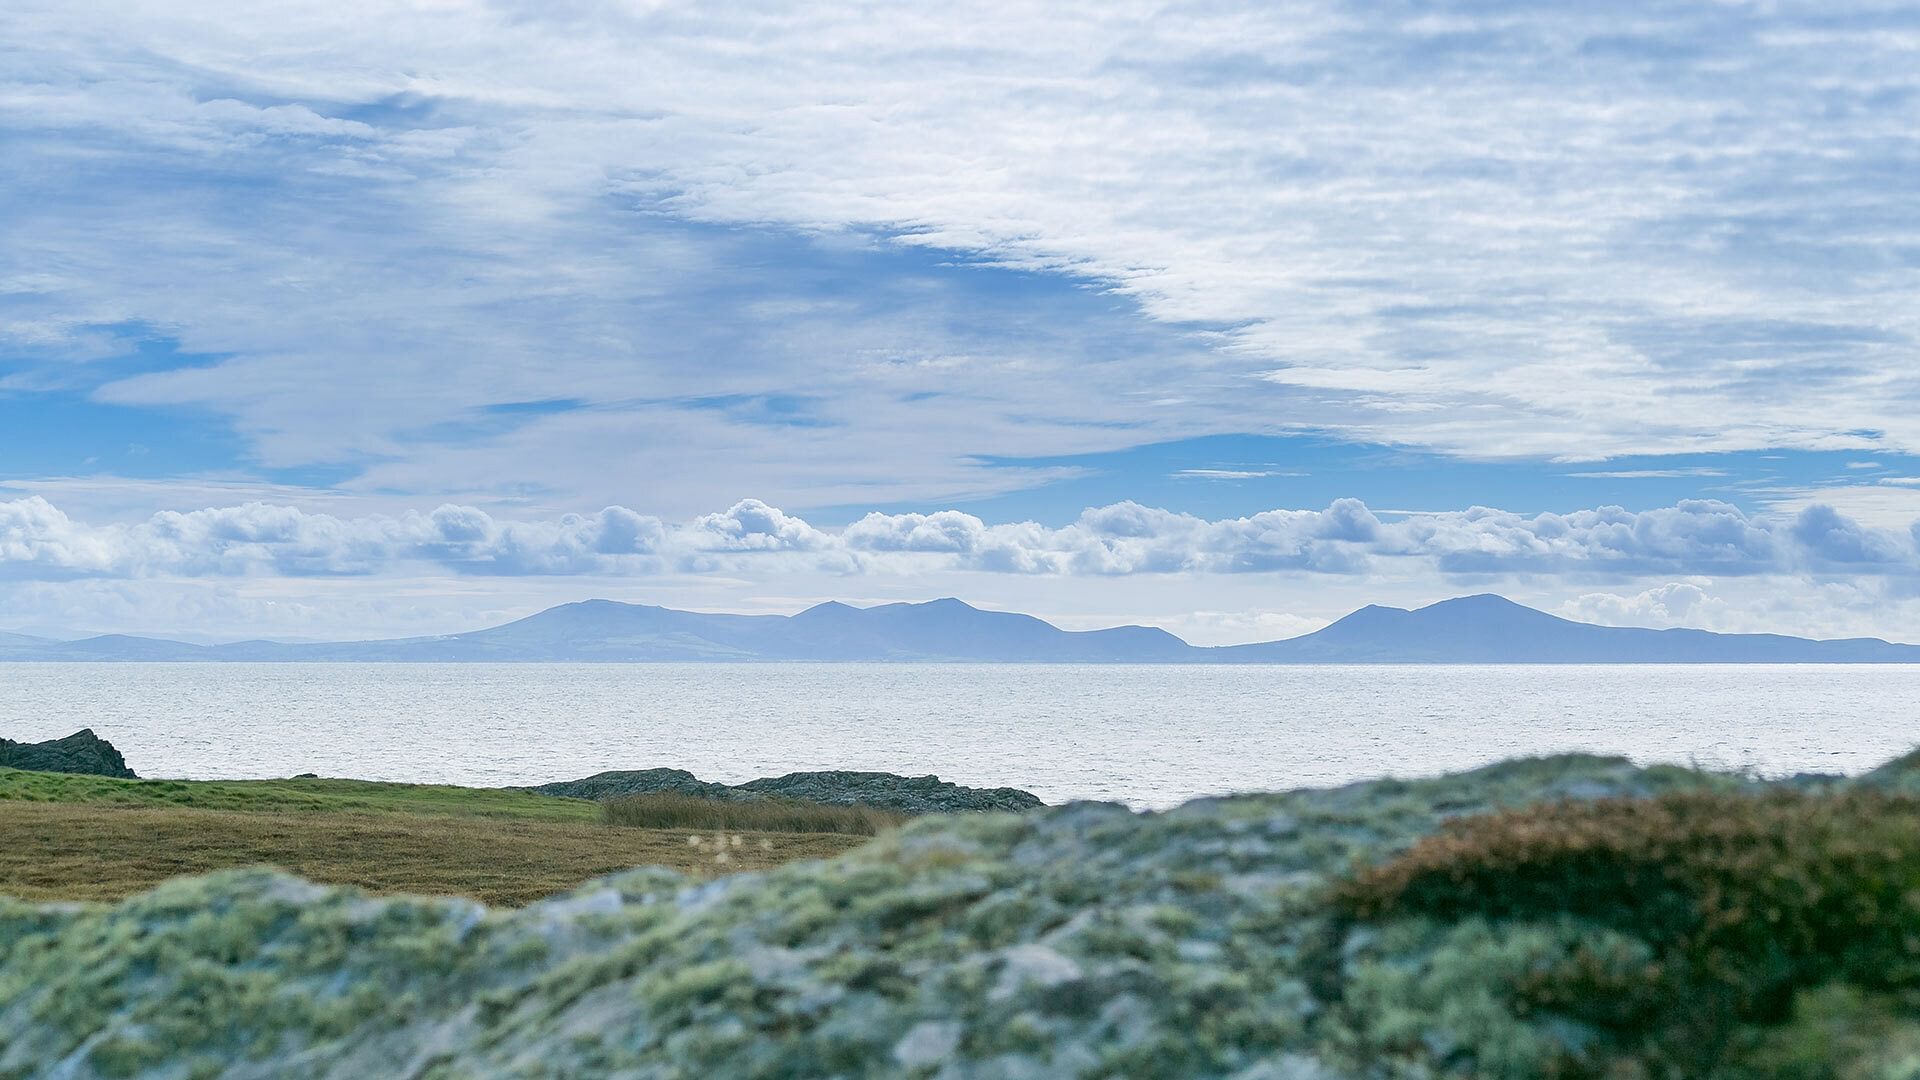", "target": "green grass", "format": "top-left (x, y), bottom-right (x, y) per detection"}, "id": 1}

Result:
top-left (0, 802), bottom-right (864, 906)
top-left (0, 766), bottom-right (600, 822)
top-left (602, 791), bottom-right (910, 835)
top-left (0, 766), bottom-right (876, 905)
